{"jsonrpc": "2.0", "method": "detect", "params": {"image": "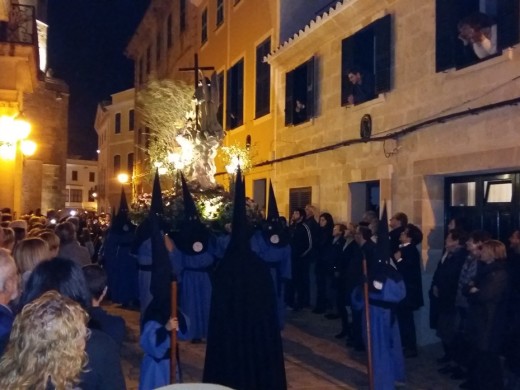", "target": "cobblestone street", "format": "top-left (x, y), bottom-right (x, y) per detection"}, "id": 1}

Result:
top-left (108, 303), bottom-right (460, 390)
